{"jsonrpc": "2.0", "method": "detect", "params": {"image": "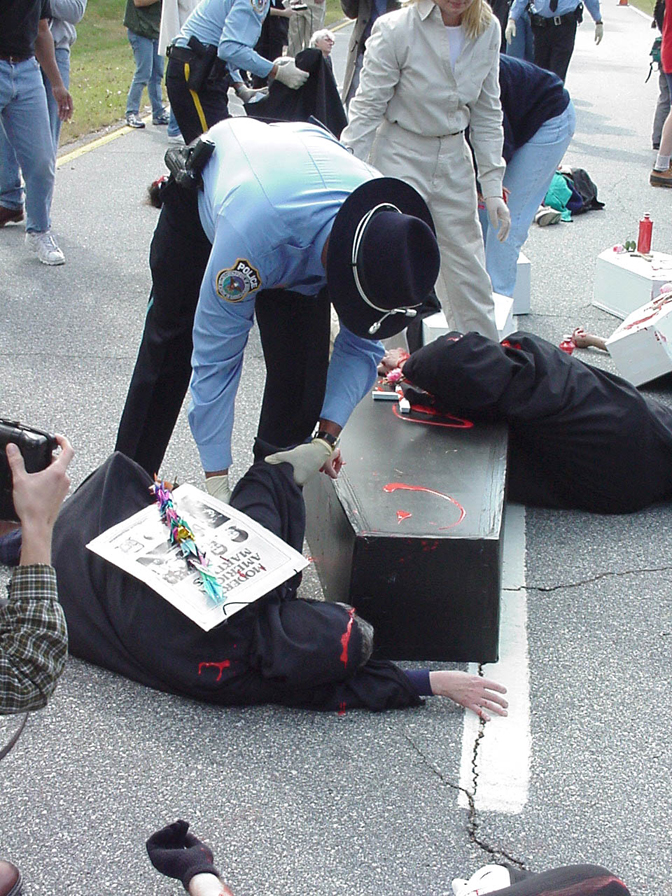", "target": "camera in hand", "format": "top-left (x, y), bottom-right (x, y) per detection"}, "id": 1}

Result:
top-left (0, 420), bottom-right (57, 521)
